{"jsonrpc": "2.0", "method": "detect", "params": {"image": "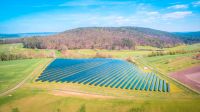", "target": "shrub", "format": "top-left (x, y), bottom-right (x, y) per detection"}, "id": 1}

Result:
top-left (12, 108), bottom-right (20, 112)
top-left (126, 56), bottom-right (136, 64)
top-left (78, 105), bottom-right (86, 112)
top-left (0, 53), bottom-right (27, 61)
top-left (94, 52), bottom-right (112, 58)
